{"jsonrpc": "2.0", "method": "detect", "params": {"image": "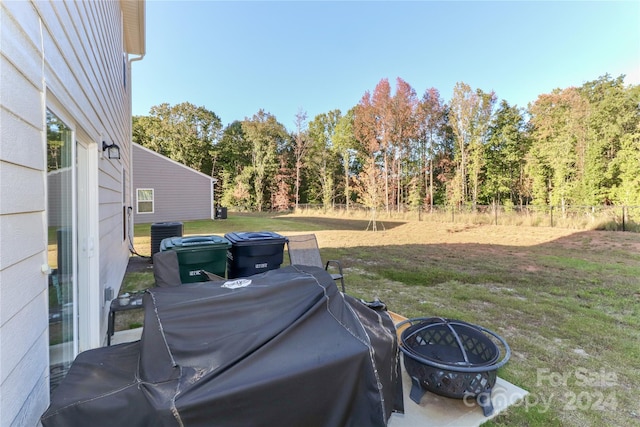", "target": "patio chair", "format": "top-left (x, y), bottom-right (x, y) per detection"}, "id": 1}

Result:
top-left (287, 234), bottom-right (345, 292)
